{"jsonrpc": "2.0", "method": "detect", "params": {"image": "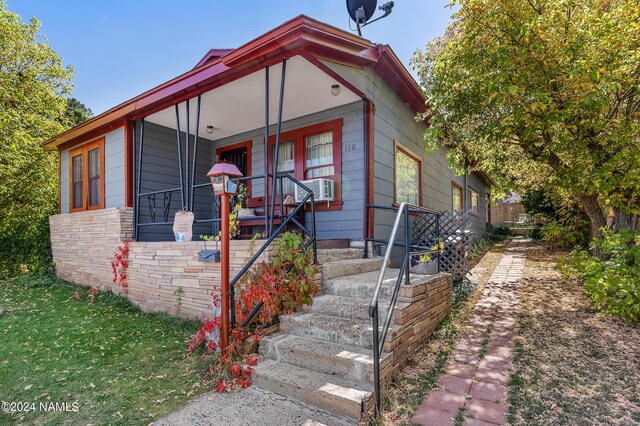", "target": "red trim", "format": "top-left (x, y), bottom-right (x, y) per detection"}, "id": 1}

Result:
top-left (124, 121), bottom-right (133, 207)
top-left (267, 119), bottom-right (343, 211)
top-left (42, 16), bottom-right (426, 152)
top-left (299, 52), bottom-right (366, 99)
top-left (451, 181), bottom-right (463, 211)
top-left (193, 48), bottom-right (235, 69)
top-left (393, 141), bottom-right (423, 207)
top-left (57, 120), bottom-right (126, 152)
top-left (57, 154), bottom-right (61, 214)
top-left (69, 138), bottom-right (106, 213)
top-left (366, 99), bottom-right (375, 239)
top-left (216, 141), bottom-right (252, 194)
